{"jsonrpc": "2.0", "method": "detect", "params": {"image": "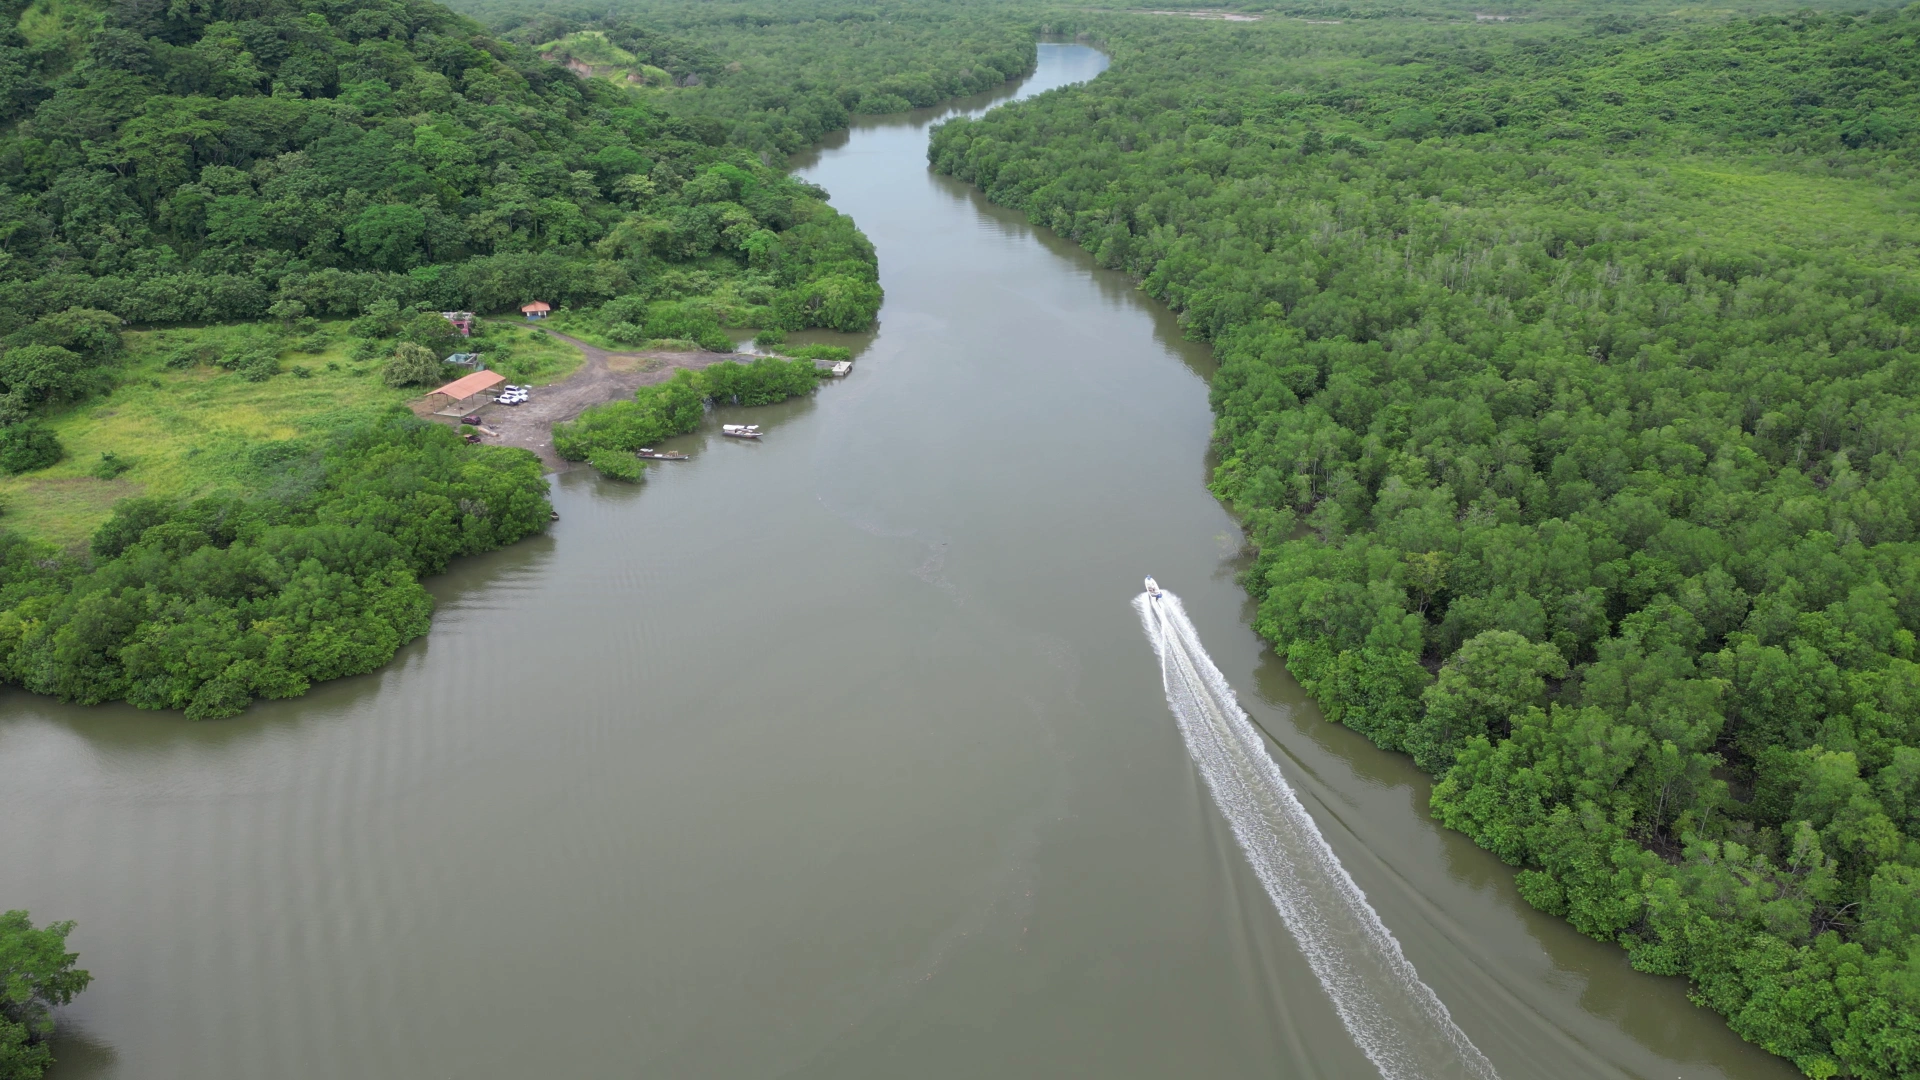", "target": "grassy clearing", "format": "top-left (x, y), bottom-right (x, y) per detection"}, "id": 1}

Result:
top-left (535, 30), bottom-right (675, 86)
top-left (1, 331), bottom-right (406, 549)
top-left (540, 30), bottom-right (637, 66)
top-left (1, 320), bottom-right (585, 550)
top-left (465, 321), bottom-right (584, 383)
top-left (533, 313), bottom-right (716, 352)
